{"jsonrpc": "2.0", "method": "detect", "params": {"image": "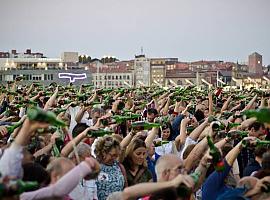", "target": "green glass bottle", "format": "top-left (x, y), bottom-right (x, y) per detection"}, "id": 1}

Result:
top-left (187, 126), bottom-right (195, 133)
top-left (256, 139), bottom-right (270, 147)
top-left (226, 130), bottom-right (248, 139)
top-left (154, 140), bottom-right (170, 147)
top-left (53, 108), bottom-right (67, 115)
top-left (176, 171), bottom-right (201, 197)
top-left (52, 144), bottom-right (61, 157)
top-left (87, 129), bottom-right (114, 137)
top-left (0, 180), bottom-right (39, 197)
top-left (243, 108), bottom-right (270, 123)
top-left (227, 122), bottom-right (241, 129)
top-left (207, 135), bottom-right (225, 172)
top-left (27, 107), bottom-right (66, 127)
top-left (131, 121), bottom-right (161, 130)
top-left (112, 114), bottom-right (141, 124)
top-left (6, 121), bottom-right (23, 135)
